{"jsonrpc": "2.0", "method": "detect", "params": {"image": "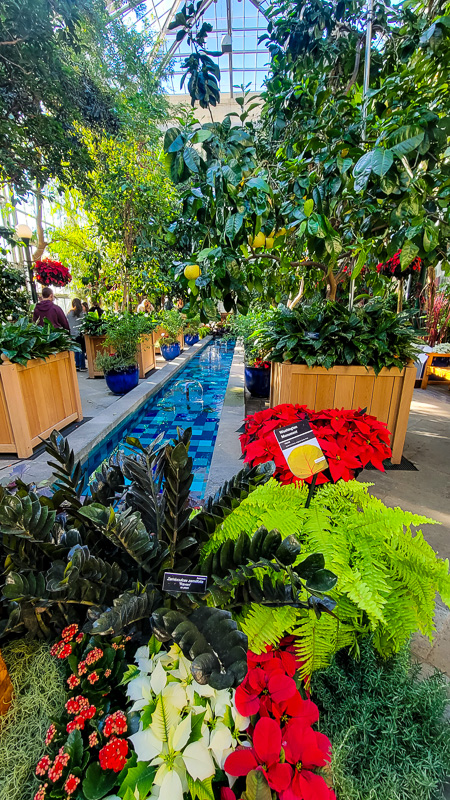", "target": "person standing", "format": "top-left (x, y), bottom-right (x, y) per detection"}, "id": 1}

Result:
top-left (33, 287), bottom-right (70, 331)
top-left (67, 298), bottom-right (86, 370)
